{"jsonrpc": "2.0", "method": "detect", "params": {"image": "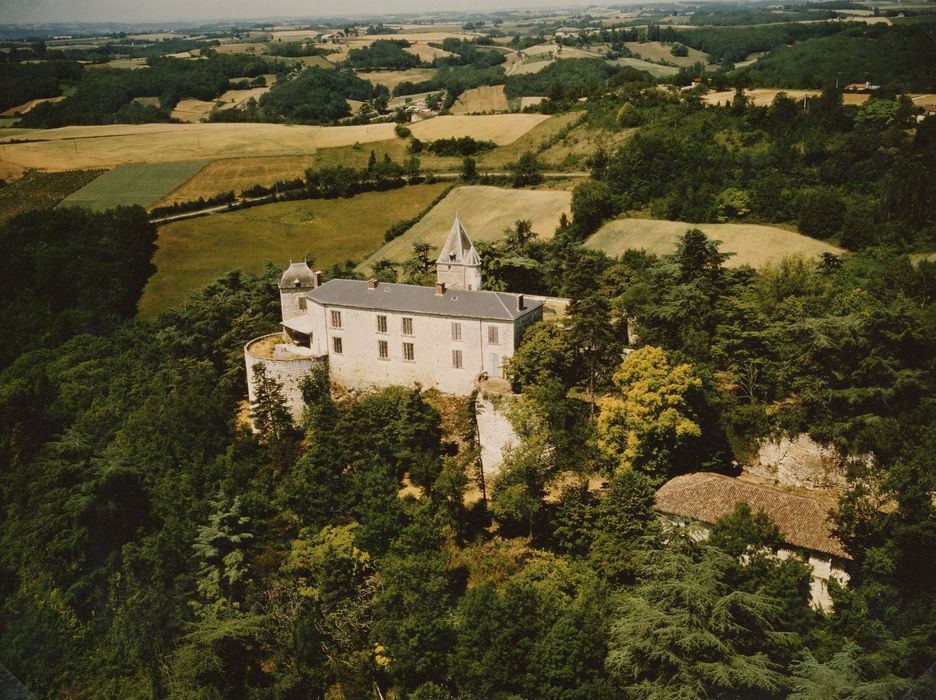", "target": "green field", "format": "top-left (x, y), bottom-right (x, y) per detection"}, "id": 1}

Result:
top-left (0, 169), bottom-right (106, 224)
top-left (585, 218), bottom-right (843, 267)
top-left (139, 183), bottom-right (450, 318)
top-left (59, 160), bottom-right (209, 211)
top-left (608, 57), bottom-right (680, 78)
top-left (359, 185), bottom-right (571, 273)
